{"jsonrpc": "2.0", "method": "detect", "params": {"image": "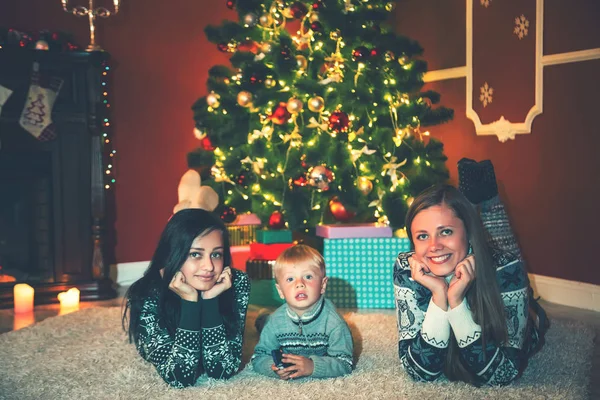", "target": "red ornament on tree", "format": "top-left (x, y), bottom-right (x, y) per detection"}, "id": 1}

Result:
top-left (292, 174), bottom-right (308, 187)
top-left (200, 136), bottom-right (215, 151)
top-left (329, 197), bottom-right (356, 222)
top-left (220, 206), bottom-right (238, 223)
top-left (328, 111), bottom-right (350, 132)
top-left (269, 102), bottom-right (291, 125)
top-left (370, 48), bottom-right (380, 58)
top-left (268, 210), bottom-right (286, 229)
top-left (310, 21), bottom-right (323, 34)
top-left (225, 0), bottom-right (235, 9)
top-left (352, 46), bottom-right (370, 62)
top-left (238, 39), bottom-right (258, 53)
top-left (312, 0), bottom-right (323, 11)
top-left (290, 2), bottom-right (309, 19)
